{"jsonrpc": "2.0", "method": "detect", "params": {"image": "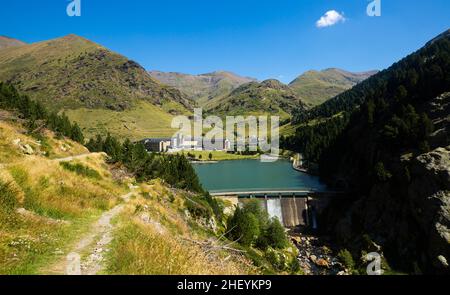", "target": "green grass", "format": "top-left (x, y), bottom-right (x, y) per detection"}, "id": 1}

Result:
top-left (205, 81), bottom-right (299, 120)
top-left (0, 35), bottom-right (191, 113)
top-left (1, 162), bottom-right (121, 274)
top-left (289, 69), bottom-right (376, 107)
top-left (0, 211), bottom-right (101, 275)
top-left (0, 180), bottom-right (18, 214)
top-left (149, 71), bottom-right (254, 107)
top-left (60, 162), bottom-right (101, 180)
top-left (66, 101), bottom-right (179, 141)
top-left (280, 112), bottom-right (346, 137)
top-left (0, 34), bottom-right (192, 142)
top-left (1, 164), bottom-right (110, 274)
